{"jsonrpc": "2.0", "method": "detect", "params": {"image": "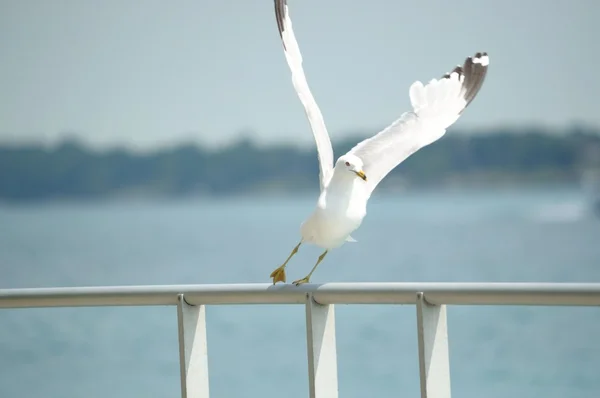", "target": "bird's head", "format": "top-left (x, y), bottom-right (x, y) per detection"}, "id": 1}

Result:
top-left (336, 154), bottom-right (367, 181)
